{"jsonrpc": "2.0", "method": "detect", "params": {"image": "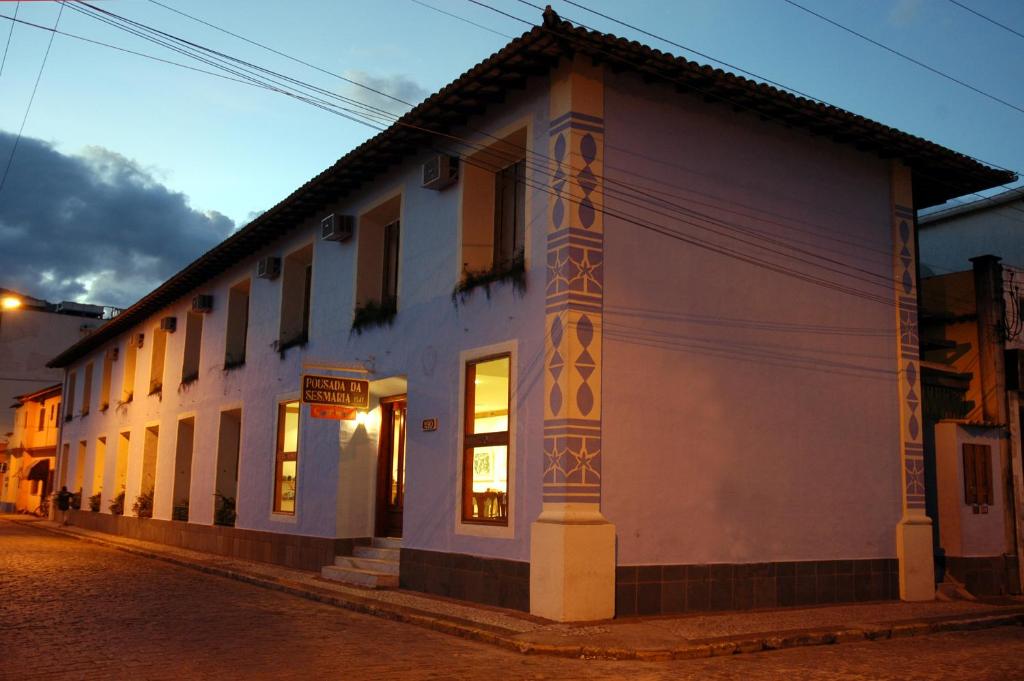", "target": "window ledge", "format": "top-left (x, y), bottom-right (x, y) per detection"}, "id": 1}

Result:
top-left (148, 386), bottom-right (163, 397)
top-left (352, 298), bottom-right (397, 335)
top-left (453, 253), bottom-right (526, 305)
top-left (180, 374), bottom-right (199, 387)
